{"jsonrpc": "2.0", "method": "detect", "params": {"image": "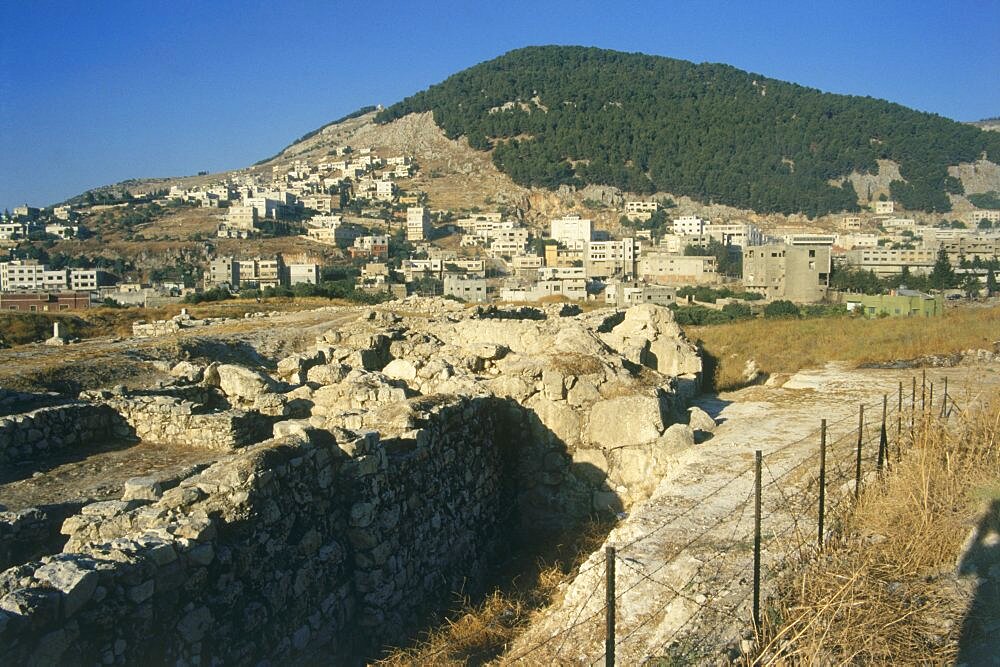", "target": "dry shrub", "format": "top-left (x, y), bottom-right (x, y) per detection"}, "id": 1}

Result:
top-left (548, 353), bottom-right (604, 376)
top-left (756, 396), bottom-right (1000, 664)
top-left (376, 518), bottom-right (611, 666)
top-left (689, 306), bottom-right (1000, 391)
